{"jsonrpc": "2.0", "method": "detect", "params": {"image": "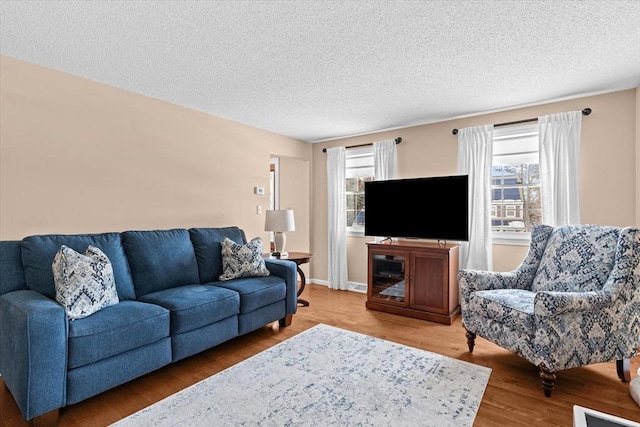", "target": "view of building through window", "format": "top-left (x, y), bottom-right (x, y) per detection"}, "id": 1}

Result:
top-left (346, 175), bottom-right (372, 226)
top-left (346, 147), bottom-right (374, 234)
top-left (492, 164), bottom-right (541, 232)
top-left (492, 123), bottom-right (542, 234)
